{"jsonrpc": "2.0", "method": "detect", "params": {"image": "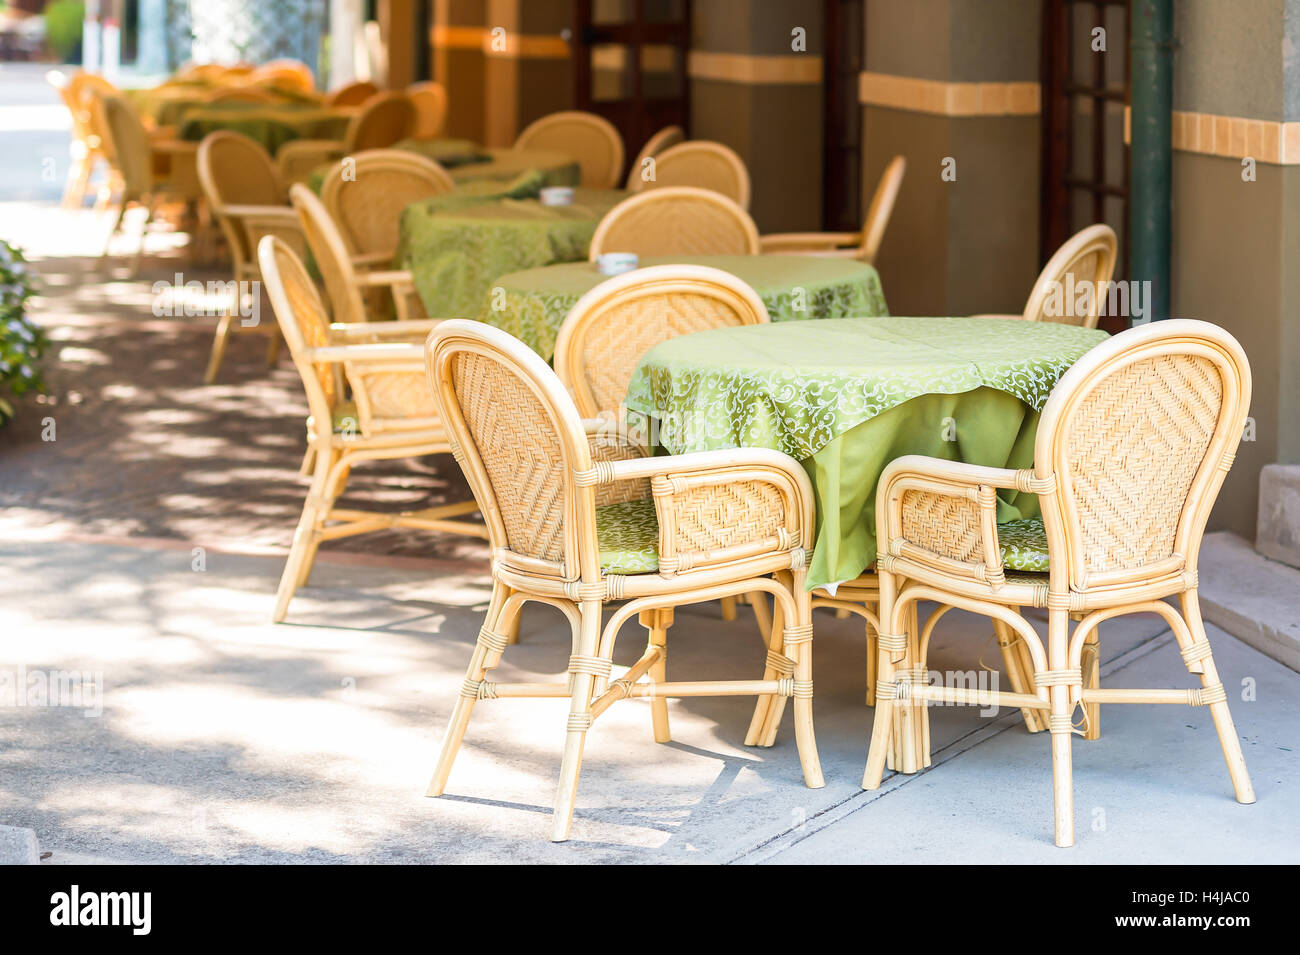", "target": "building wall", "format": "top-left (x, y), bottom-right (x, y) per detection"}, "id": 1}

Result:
top-left (1170, 0), bottom-right (1300, 538)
